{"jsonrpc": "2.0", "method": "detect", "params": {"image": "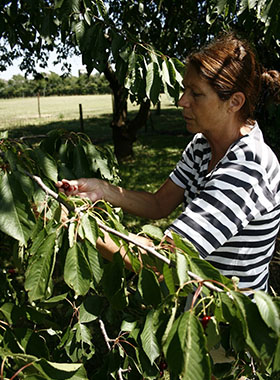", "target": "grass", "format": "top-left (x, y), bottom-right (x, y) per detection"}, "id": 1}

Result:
top-left (0, 94), bottom-right (190, 232)
top-left (0, 93), bottom-right (176, 130)
top-left (119, 132), bottom-right (190, 232)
